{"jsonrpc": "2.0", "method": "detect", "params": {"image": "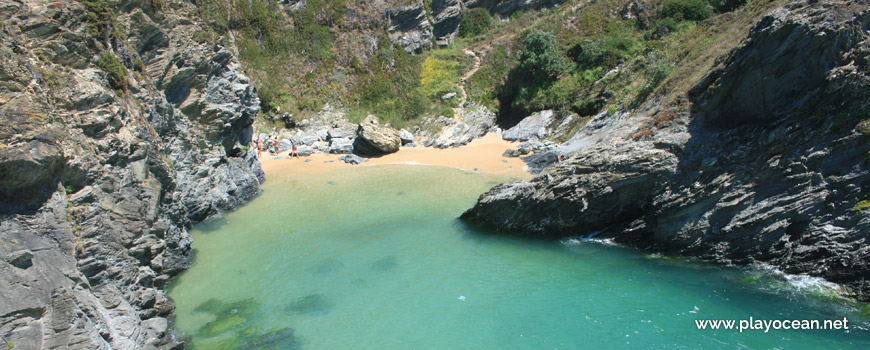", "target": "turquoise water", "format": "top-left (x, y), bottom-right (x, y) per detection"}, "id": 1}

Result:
top-left (167, 165), bottom-right (870, 349)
